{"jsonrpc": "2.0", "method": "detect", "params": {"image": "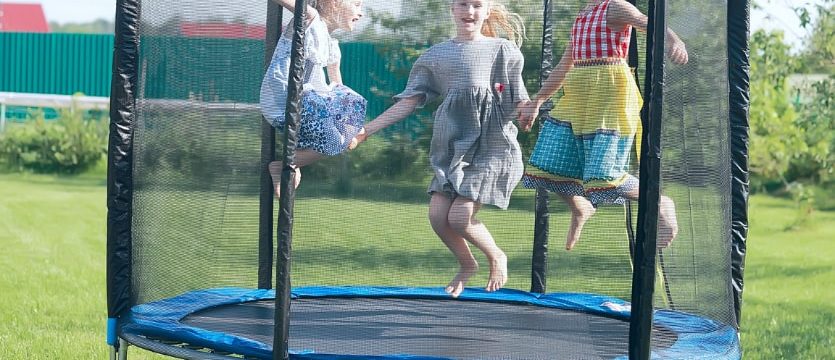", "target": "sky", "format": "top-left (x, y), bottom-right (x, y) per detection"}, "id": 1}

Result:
top-left (5, 0), bottom-right (828, 51)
